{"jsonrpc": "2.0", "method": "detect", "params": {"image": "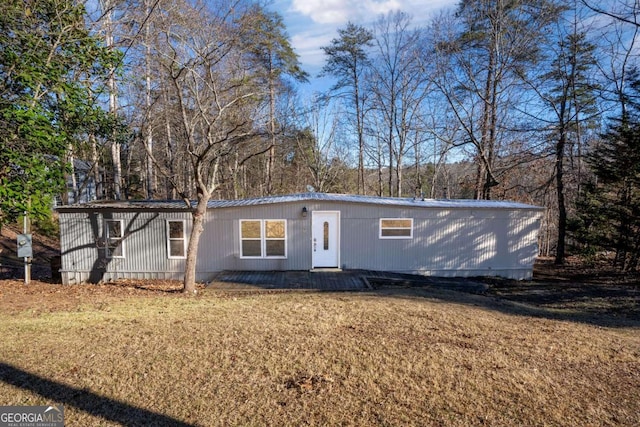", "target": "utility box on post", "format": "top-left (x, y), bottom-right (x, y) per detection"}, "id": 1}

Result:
top-left (17, 234), bottom-right (33, 258)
